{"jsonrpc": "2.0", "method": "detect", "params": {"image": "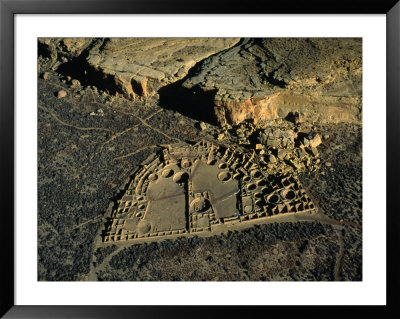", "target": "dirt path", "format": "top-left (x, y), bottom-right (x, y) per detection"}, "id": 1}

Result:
top-left (39, 104), bottom-right (112, 132)
top-left (74, 215), bottom-right (104, 229)
top-left (334, 228), bottom-right (345, 281)
top-left (113, 145), bottom-right (160, 161)
top-left (133, 112), bottom-right (182, 143)
top-left (99, 109), bottom-right (164, 153)
top-left (86, 220), bottom-right (107, 281)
